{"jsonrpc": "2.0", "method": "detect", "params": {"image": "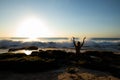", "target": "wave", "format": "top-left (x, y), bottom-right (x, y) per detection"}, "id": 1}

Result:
top-left (0, 40), bottom-right (73, 48)
top-left (0, 39), bottom-right (120, 52)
